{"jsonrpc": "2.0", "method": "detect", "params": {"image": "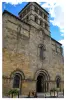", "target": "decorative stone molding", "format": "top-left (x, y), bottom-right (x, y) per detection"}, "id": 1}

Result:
top-left (10, 68), bottom-right (25, 80)
top-left (34, 68), bottom-right (50, 80)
